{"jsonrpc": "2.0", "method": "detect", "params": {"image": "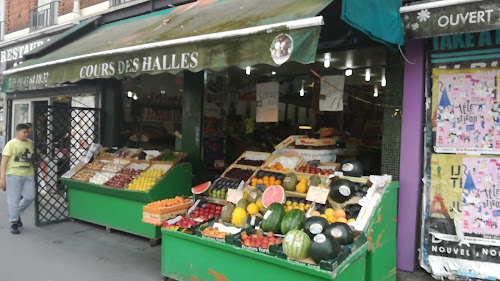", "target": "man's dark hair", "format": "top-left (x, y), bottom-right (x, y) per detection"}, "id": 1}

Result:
top-left (16, 124), bottom-right (29, 131)
top-left (26, 123), bottom-right (33, 129)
